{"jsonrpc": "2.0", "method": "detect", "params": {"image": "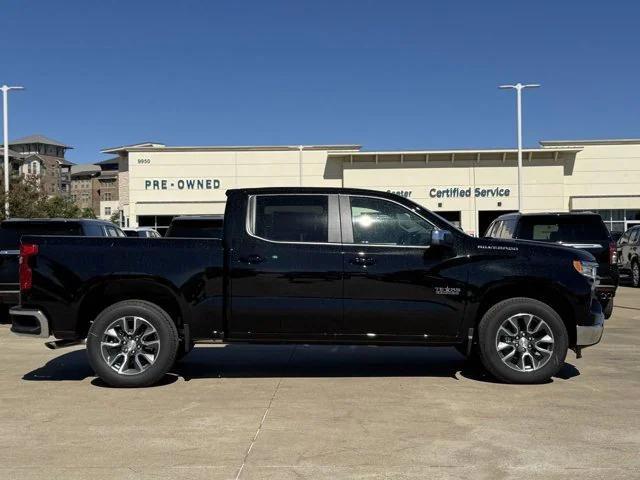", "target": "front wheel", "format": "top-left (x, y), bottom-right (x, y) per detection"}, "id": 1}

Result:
top-left (87, 300), bottom-right (179, 387)
top-left (632, 261), bottom-right (640, 288)
top-left (477, 298), bottom-right (568, 384)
